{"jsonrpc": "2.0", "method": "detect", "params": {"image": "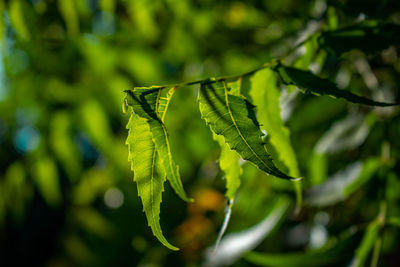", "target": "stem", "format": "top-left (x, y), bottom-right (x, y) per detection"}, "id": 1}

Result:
top-left (153, 63), bottom-right (276, 91)
top-left (127, 29), bottom-right (319, 92)
top-left (370, 236), bottom-right (382, 267)
top-left (293, 180), bottom-right (303, 215)
top-left (370, 198), bottom-right (387, 267)
top-left (213, 198), bottom-right (234, 253)
top-left (370, 141), bottom-right (390, 267)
